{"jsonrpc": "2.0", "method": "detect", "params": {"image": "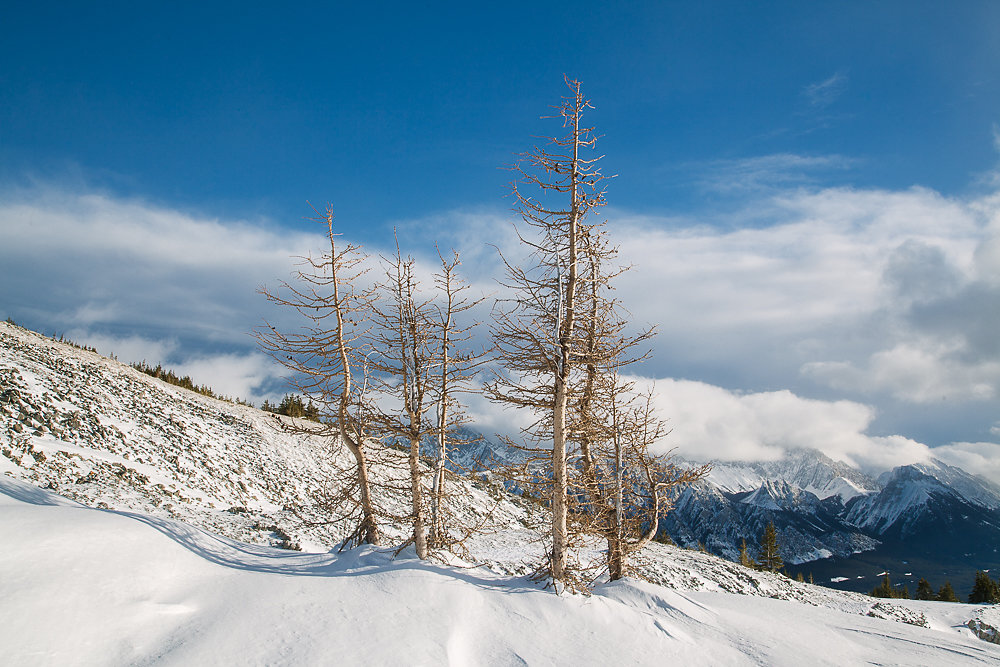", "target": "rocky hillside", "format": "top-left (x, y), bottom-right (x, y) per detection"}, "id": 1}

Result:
top-left (0, 320), bottom-right (971, 629)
